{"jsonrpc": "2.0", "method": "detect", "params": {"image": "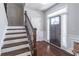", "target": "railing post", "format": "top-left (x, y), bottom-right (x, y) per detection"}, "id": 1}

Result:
top-left (33, 28), bottom-right (37, 56)
top-left (24, 11), bottom-right (27, 26)
top-left (25, 11), bottom-right (37, 56)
